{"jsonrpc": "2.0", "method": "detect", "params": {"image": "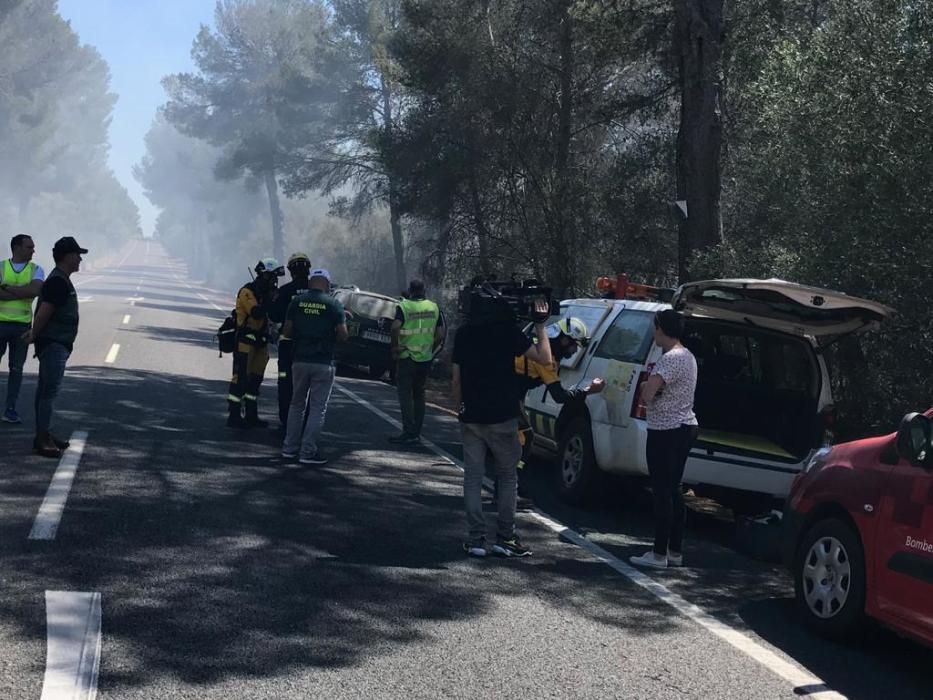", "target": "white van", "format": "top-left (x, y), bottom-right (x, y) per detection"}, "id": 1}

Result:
top-left (523, 277), bottom-right (893, 512)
